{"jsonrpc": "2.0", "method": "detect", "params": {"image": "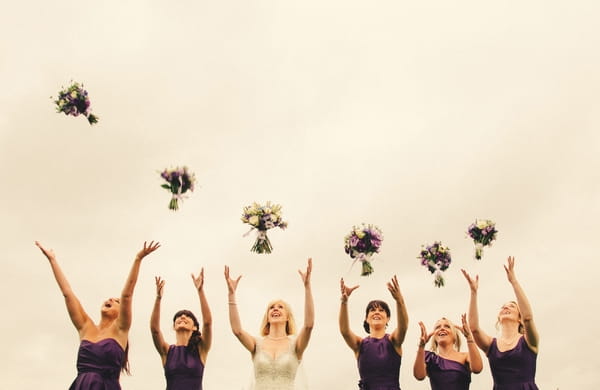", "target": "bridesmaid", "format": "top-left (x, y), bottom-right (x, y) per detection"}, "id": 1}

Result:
top-left (339, 275), bottom-right (408, 390)
top-left (150, 268), bottom-right (212, 390)
top-left (36, 240), bottom-right (160, 390)
top-left (413, 315), bottom-right (483, 389)
top-left (462, 256), bottom-right (539, 390)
